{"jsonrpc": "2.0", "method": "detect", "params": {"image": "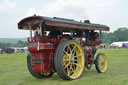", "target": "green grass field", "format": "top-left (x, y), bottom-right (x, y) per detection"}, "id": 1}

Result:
top-left (0, 49), bottom-right (128, 85)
